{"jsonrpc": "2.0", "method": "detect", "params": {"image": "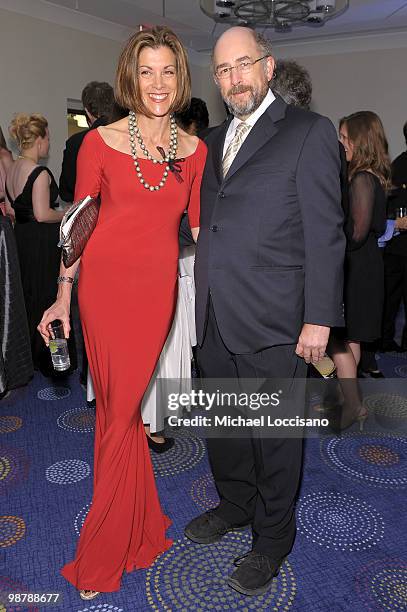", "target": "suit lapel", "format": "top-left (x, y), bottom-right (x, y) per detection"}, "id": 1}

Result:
top-left (224, 95), bottom-right (287, 183)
